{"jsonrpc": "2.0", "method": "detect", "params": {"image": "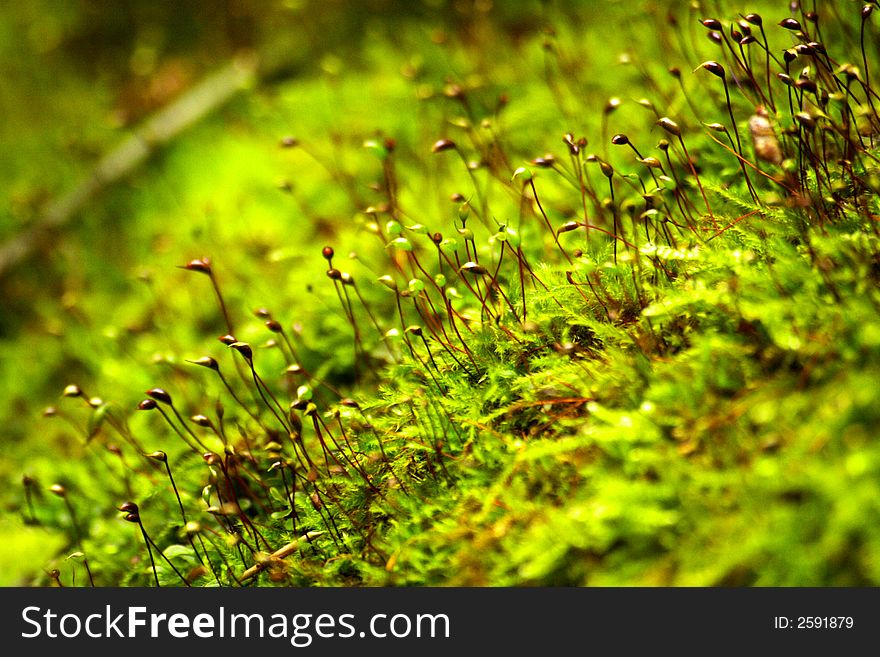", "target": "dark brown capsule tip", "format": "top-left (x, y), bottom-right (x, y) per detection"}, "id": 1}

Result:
top-left (326, 268), bottom-right (342, 280)
top-left (531, 155), bottom-right (556, 167)
top-left (701, 18), bottom-right (723, 30)
top-left (265, 319), bottom-right (283, 333)
top-left (459, 262), bottom-right (489, 275)
top-left (182, 258), bottom-right (212, 274)
top-left (795, 112), bottom-right (817, 131)
top-left (187, 356), bottom-right (219, 371)
top-left (744, 13), bottom-right (762, 26)
top-left (118, 501), bottom-right (138, 514)
top-left (218, 334), bottom-right (237, 345)
top-left (191, 414), bottom-right (212, 427)
top-left (123, 513), bottom-right (140, 523)
top-left (230, 342), bottom-right (254, 360)
top-left (700, 60), bottom-right (725, 78)
top-left (145, 388), bottom-right (172, 405)
top-left (322, 246), bottom-right (334, 261)
top-left (137, 399), bottom-right (157, 411)
top-left (779, 18), bottom-right (802, 30)
top-left (611, 134), bottom-right (630, 145)
top-left (657, 117), bottom-right (682, 137)
top-left (795, 78), bottom-right (817, 93)
top-left (864, 5), bottom-right (874, 20)
top-left (431, 139), bottom-right (456, 153)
